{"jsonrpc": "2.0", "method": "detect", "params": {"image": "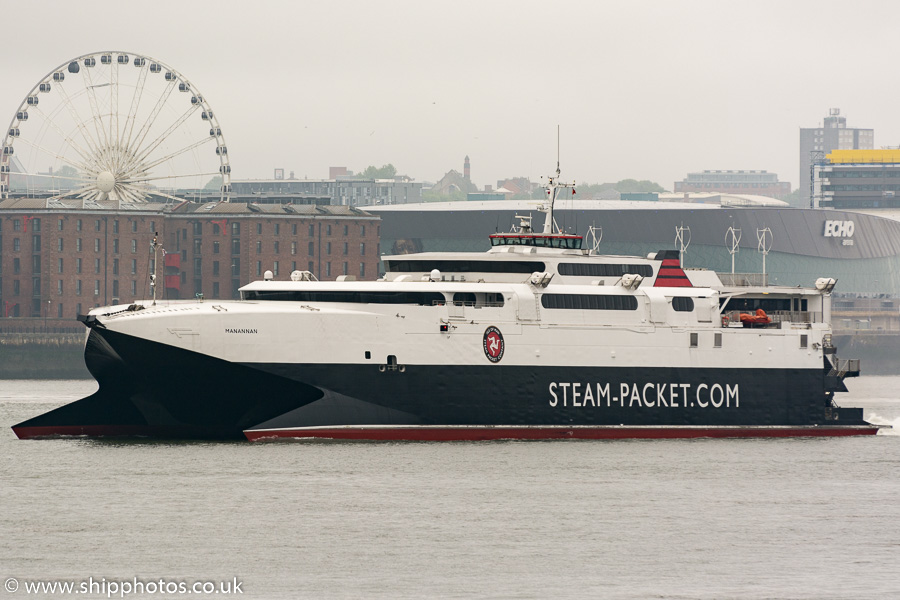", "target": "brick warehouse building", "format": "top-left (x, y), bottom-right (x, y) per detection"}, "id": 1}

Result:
top-left (0, 198), bottom-right (380, 321)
